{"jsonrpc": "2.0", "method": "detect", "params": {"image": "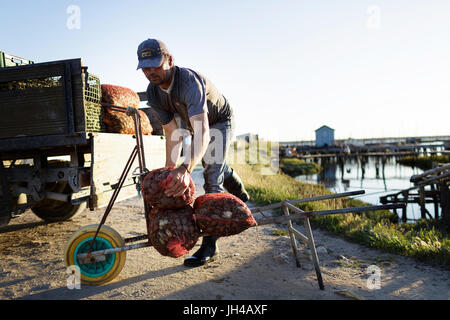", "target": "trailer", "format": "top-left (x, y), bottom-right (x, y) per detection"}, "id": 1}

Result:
top-left (0, 53), bottom-right (165, 227)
